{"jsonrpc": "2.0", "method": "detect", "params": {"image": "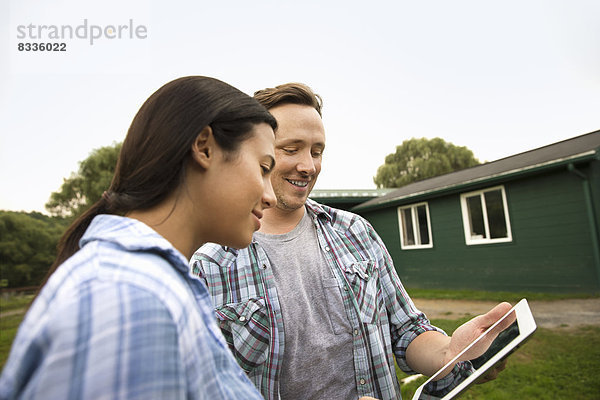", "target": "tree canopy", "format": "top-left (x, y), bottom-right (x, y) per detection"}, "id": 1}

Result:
top-left (45, 143), bottom-right (121, 218)
top-left (373, 137), bottom-right (480, 188)
top-left (0, 211), bottom-right (68, 287)
top-left (1, 143), bottom-right (121, 288)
